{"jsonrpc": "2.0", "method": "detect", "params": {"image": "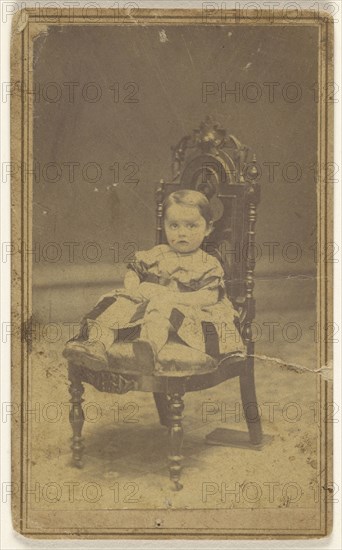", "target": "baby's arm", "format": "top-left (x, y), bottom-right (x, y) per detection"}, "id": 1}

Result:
top-left (124, 271), bottom-right (164, 301)
top-left (124, 270), bottom-right (141, 293)
top-left (134, 284), bottom-right (219, 306)
top-left (173, 288), bottom-right (219, 307)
